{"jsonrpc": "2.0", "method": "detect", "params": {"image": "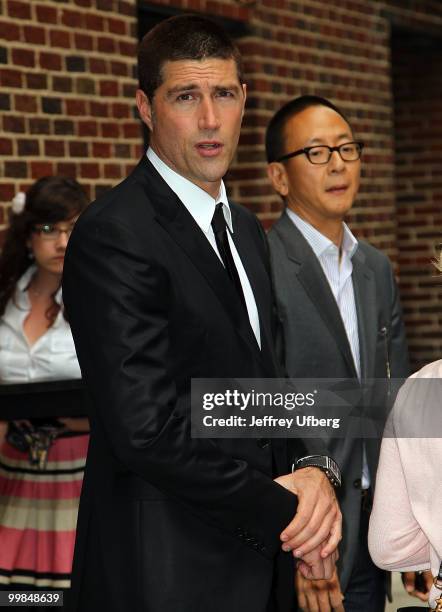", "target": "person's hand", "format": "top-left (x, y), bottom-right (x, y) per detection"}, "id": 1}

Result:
top-left (275, 467), bottom-right (342, 558)
top-left (296, 567), bottom-right (345, 612)
top-left (402, 570), bottom-right (432, 602)
top-left (296, 544), bottom-right (339, 581)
